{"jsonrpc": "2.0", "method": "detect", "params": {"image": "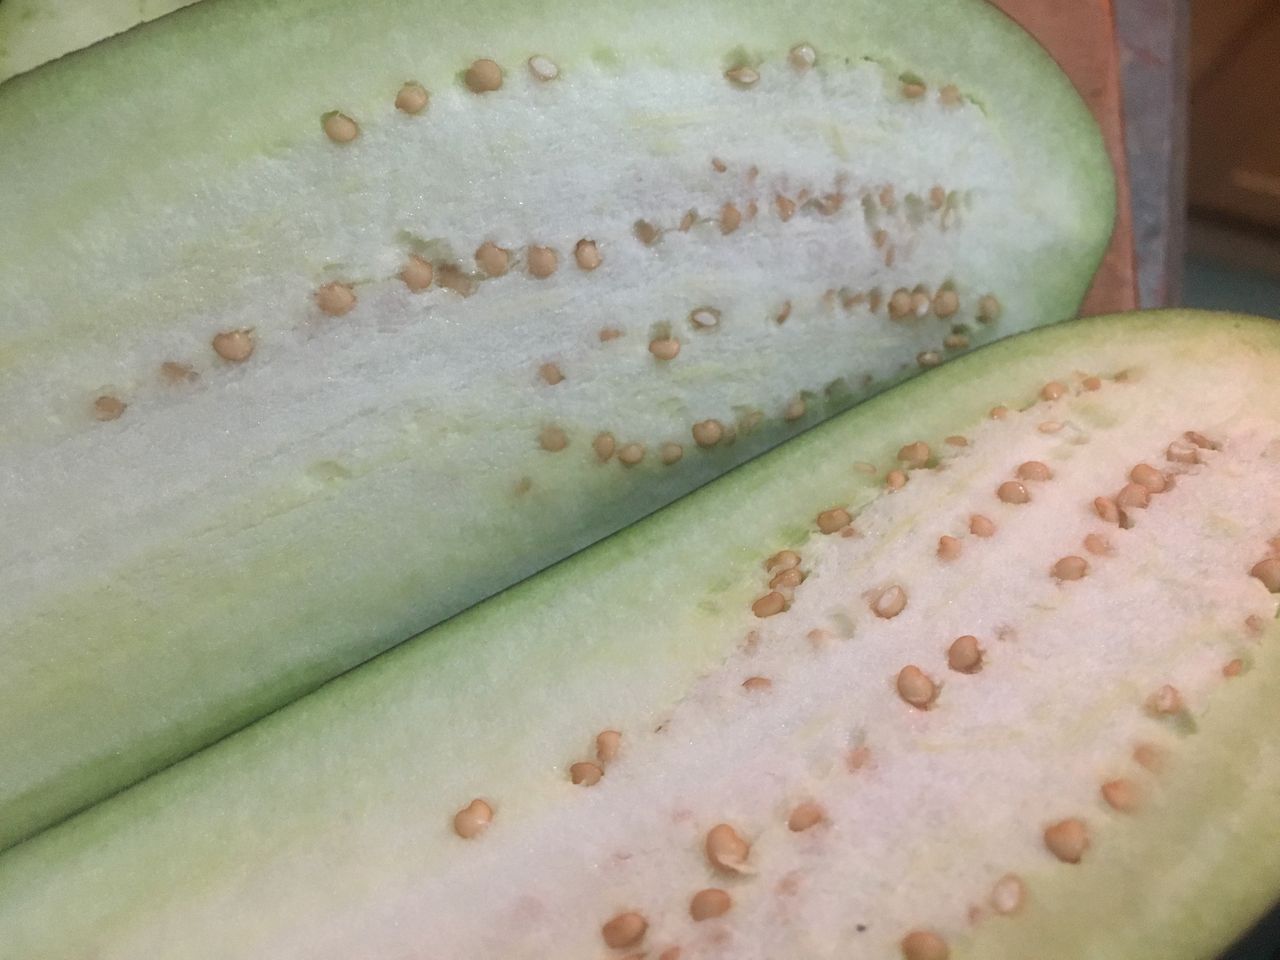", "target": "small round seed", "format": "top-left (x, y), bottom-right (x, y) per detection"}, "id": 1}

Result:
top-left (817, 507), bottom-right (852, 534)
top-left (570, 761), bottom-right (603, 786)
top-left (989, 405), bottom-right (1009, 420)
top-left (1052, 556), bottom-right (1088, 581)
top-left (888, 288), bottom-right (912, 320)
top-left (1185, 430), bottom-right (1218, 449)
top-left (917, 351), bottom-right (942, 369)
top-left (453, 799), bottom-right (493, 838)
top-left (910, 290), bottom-right (931, 316)
top-left (939, 84), bottom-right (962, 106)
top-left (885, 469), bottom-right (908, 491)
top-left (944, 333), bottom-right (970, 350)
top-left (436, 265), bottom-right (476, 297)
top-left (1093, 497), bottom-right (1120, 523)
top-left (990, 874), bottom-right (1025, 915)
top-left (901, 81), bottom-right (926, 99)
top-left (401, 254), bottom-right (434, 291)
top-left (1116, 483), bottom-right (1151, 510)
top-left (574, 239), bottom-right (602, 271)
top-left (1223, 659), bottom-right (1244, 678)
top-left (596, 730), bottom-right (621, 763)
top-left (897, 441), bottom-right (930, 469)
top-left (395, 82), bottom-right (429, 114)
top-left (649, 337), bottom-right (680, 361)
top-left (742, 676), bottom-right (773, 692)
top-left (872, 585), bottom-right (908, 619)
top-left (937, 535), bottom-right (962, 561)
top-left (601, 912), bottom-right (648, 949)
top-left (901, 930), bottom-right (948, 960)
top-left (1133, 742), bottom-right (1164, 772)
top-left (1101, 778), bottom-right (1140, 813)
top-left (1041, 380), bottom-right (1068, 401)
top-left (322, 112), bottom-right (359, 143)
top-left (752, 591), bottom-right (787, 618)
top-left (1083, 533), bottom-right (1112, 556)
top-left (969, 514), bottom-right (996, 537)
top-left (896, 665), bottom-right (937, 708)
top-left (1147, 684), bottom-right (1184, 715)
top-left (787, 802), bottom-right (826, 832)
top-left (945, 435), bottom-right (968, 447)
top-left (784, 396), bottom-right (806, 422)
top-left (160, 361), bottom-right (197, 383)
top-left (689, 306), bottom-right (721, 329)
top-left (725, 66), bottom-right (759, 87)
top-left (977, 294), bottom-right (1002, 323)
top-left (720, 202), bottom-right (742, 234)
top-left (617, 443), bottom-right (645, 466)
top-left (705, 823), bottom-right (751, 873)
top-left (1043, 818), bottom-right (1089, 863)
top-left (775, 194), bottom-right (797, 221)
top-left (660, 442), bottom-right (684, 465)
top-left (527, 55), bottom-right (559, 81)
top-left (633, 220), bottom-right (660, 245)
top-left (1251, 557), bottom-right (1280, 592)
top-left (593, 432), bottom-right (616, 463)
top-left (690, 888), bottom-right (732, 922)
top-left (599, 327), bottom-right (623, 342)
top-left (538, 362), bottom-right (564, 386)
top-left (315, 282), bottom-right (357, 316)
top-left (769, 567), bottom-right (804, 590)
top-left (1129, 463), bottom-right (1167, 493)
top-left (947, 635), bottom-right (982, 673)
top-left (1016, 461), bottom-right (1053, 482)
top-left (933, 288), bottom-right (959, 318)
top-left (692, 419), bottom-right (724, 448)
top-left (789, 43), bottom-right (817, 70)
top-left (93, 395), bottom-right (126, 421)
top-left (527, 245), bottom-right (558, 278)
top-left (212, 329), bottom-right (255, 362)
top-left (1082, 375), bottom-right (1102, 391)
top-left (539, 426), bottom-right (569, 452)
top-left (766, 550), bottom-right (801, 572)
top-left (464, 59), bottom-right (503, 93)
top-left (997, 480), bottom-right (1030, 505)
top-left (1165, 439), bottom-right (1199, 464)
